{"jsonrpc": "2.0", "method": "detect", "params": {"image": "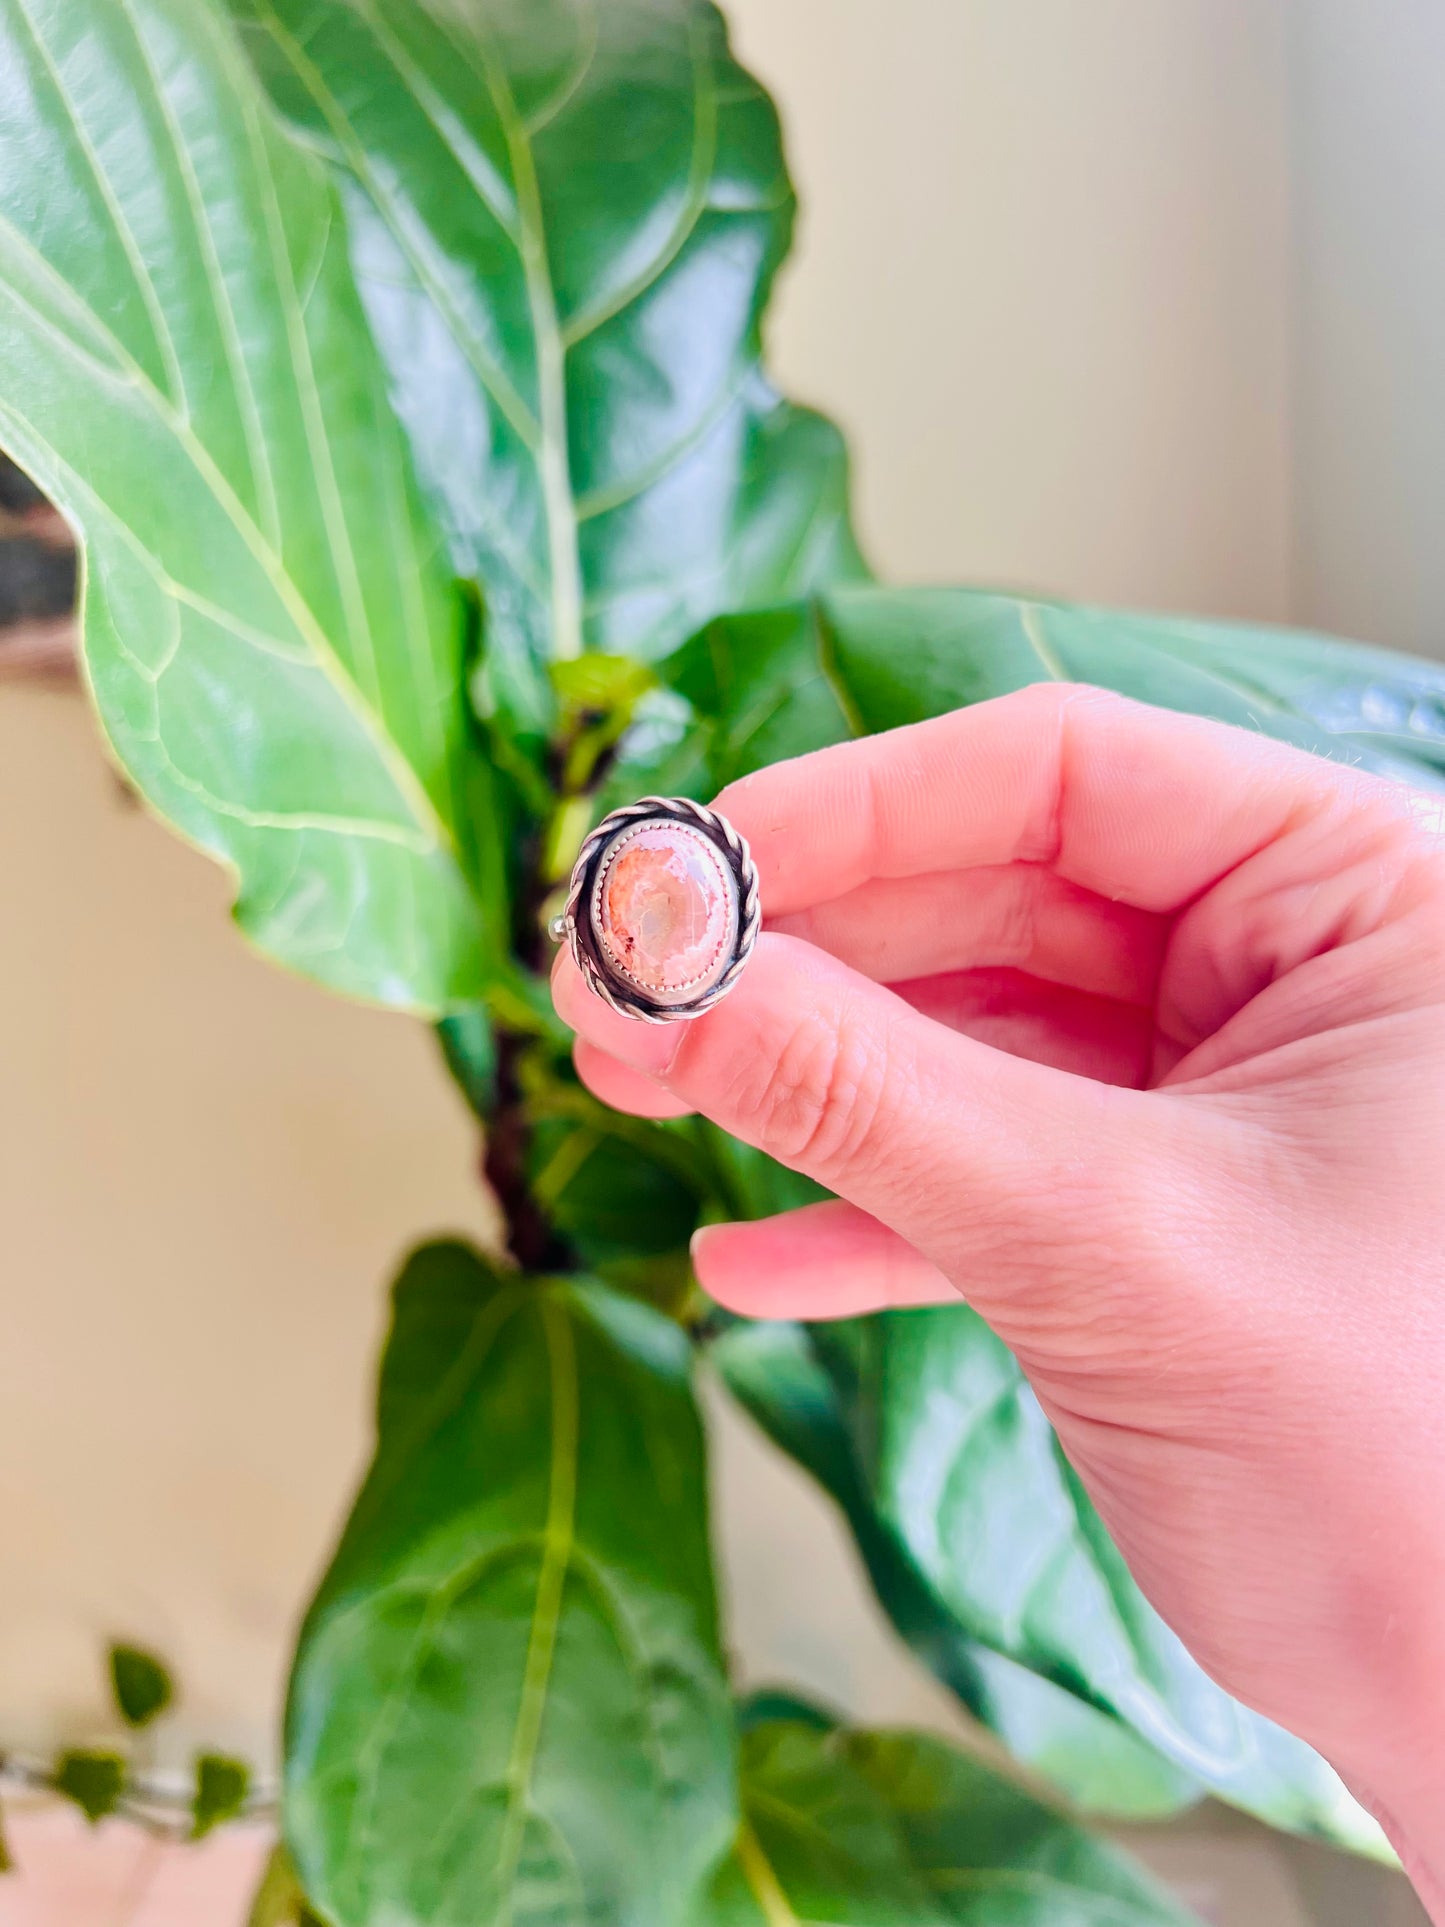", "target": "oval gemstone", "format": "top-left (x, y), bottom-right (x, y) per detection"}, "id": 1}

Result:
top-left (592, 820), bottom-right (738, 1005)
